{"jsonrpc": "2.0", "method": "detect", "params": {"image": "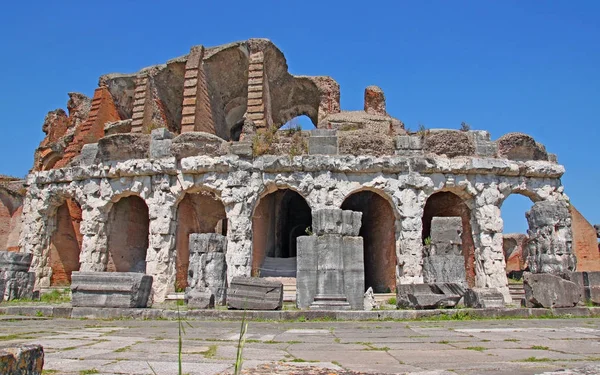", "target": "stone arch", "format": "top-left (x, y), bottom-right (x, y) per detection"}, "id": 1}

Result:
top-left (105, 194), bottom-right (150, 273)
top-left (251, 187), bottom-right (312, 277)
top-left (174, 188), bottom-right (227, 290)
top-left (422, 191), bottom-right (476, 287)
top-left (47, 197), bottom-right (83, 286)
top-left (498, 190), bottom-right (539, 276)
top-left (341, 188), bottom-right (399, 293)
